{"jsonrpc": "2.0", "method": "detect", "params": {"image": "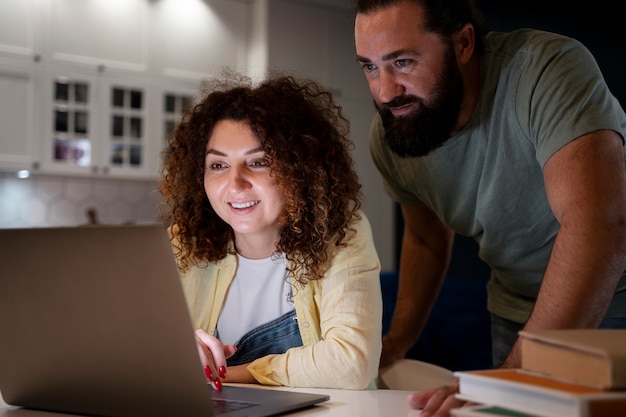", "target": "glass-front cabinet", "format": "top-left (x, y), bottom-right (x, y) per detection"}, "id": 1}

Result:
top-left (160, 89), bottom-right (194, 164)
top-left (51, 76), bottom-right (92, 169)
top-left (163, 92), bottom-right (192, 141)
top-left (107, 83), bottom-right (147, 173)
top-left (38, 68), bottom-right (158, 179)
